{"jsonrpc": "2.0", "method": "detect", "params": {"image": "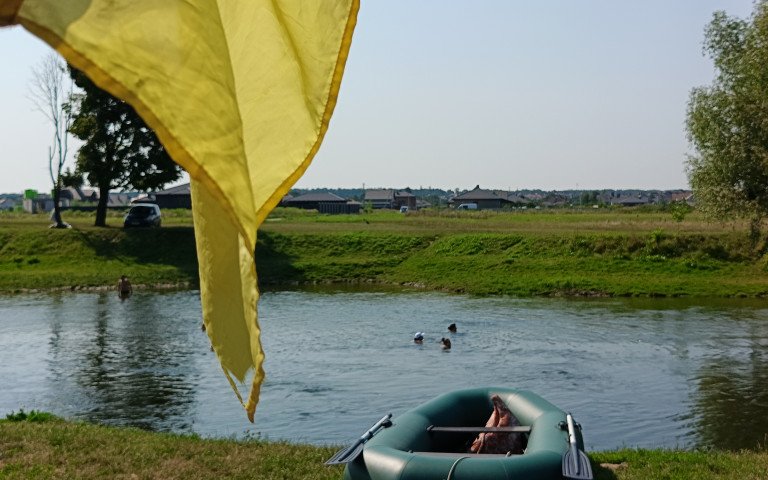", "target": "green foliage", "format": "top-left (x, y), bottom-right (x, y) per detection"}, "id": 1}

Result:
top-left (68, 67), bottom-right (183, 226)
top-left (580, 190), bottom-right (600, 206)
top-left (5, 409), bottom-right (57, 422)
top-left (686, 2), bottom-right (768, 233)
top-left (670, 201), bottom-right (692, 223)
